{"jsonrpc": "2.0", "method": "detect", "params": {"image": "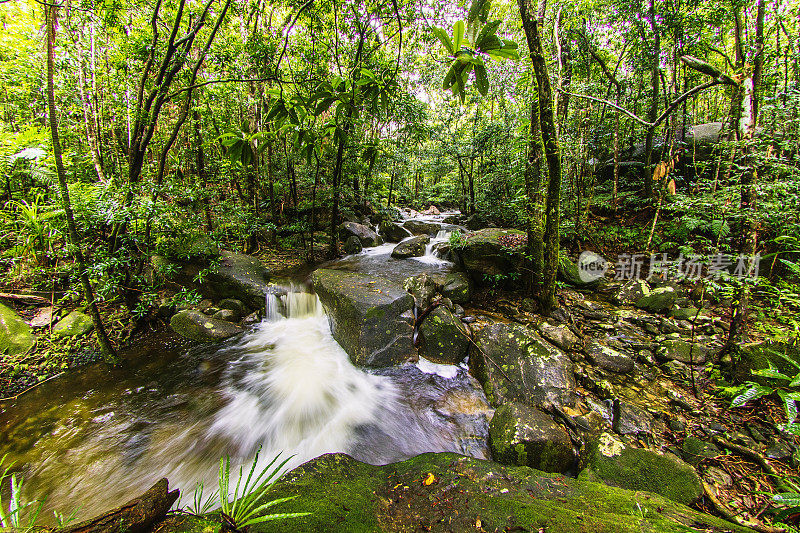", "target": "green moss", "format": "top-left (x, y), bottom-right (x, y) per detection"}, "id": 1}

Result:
top-left (0, 302), bottom-right (34, 356)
